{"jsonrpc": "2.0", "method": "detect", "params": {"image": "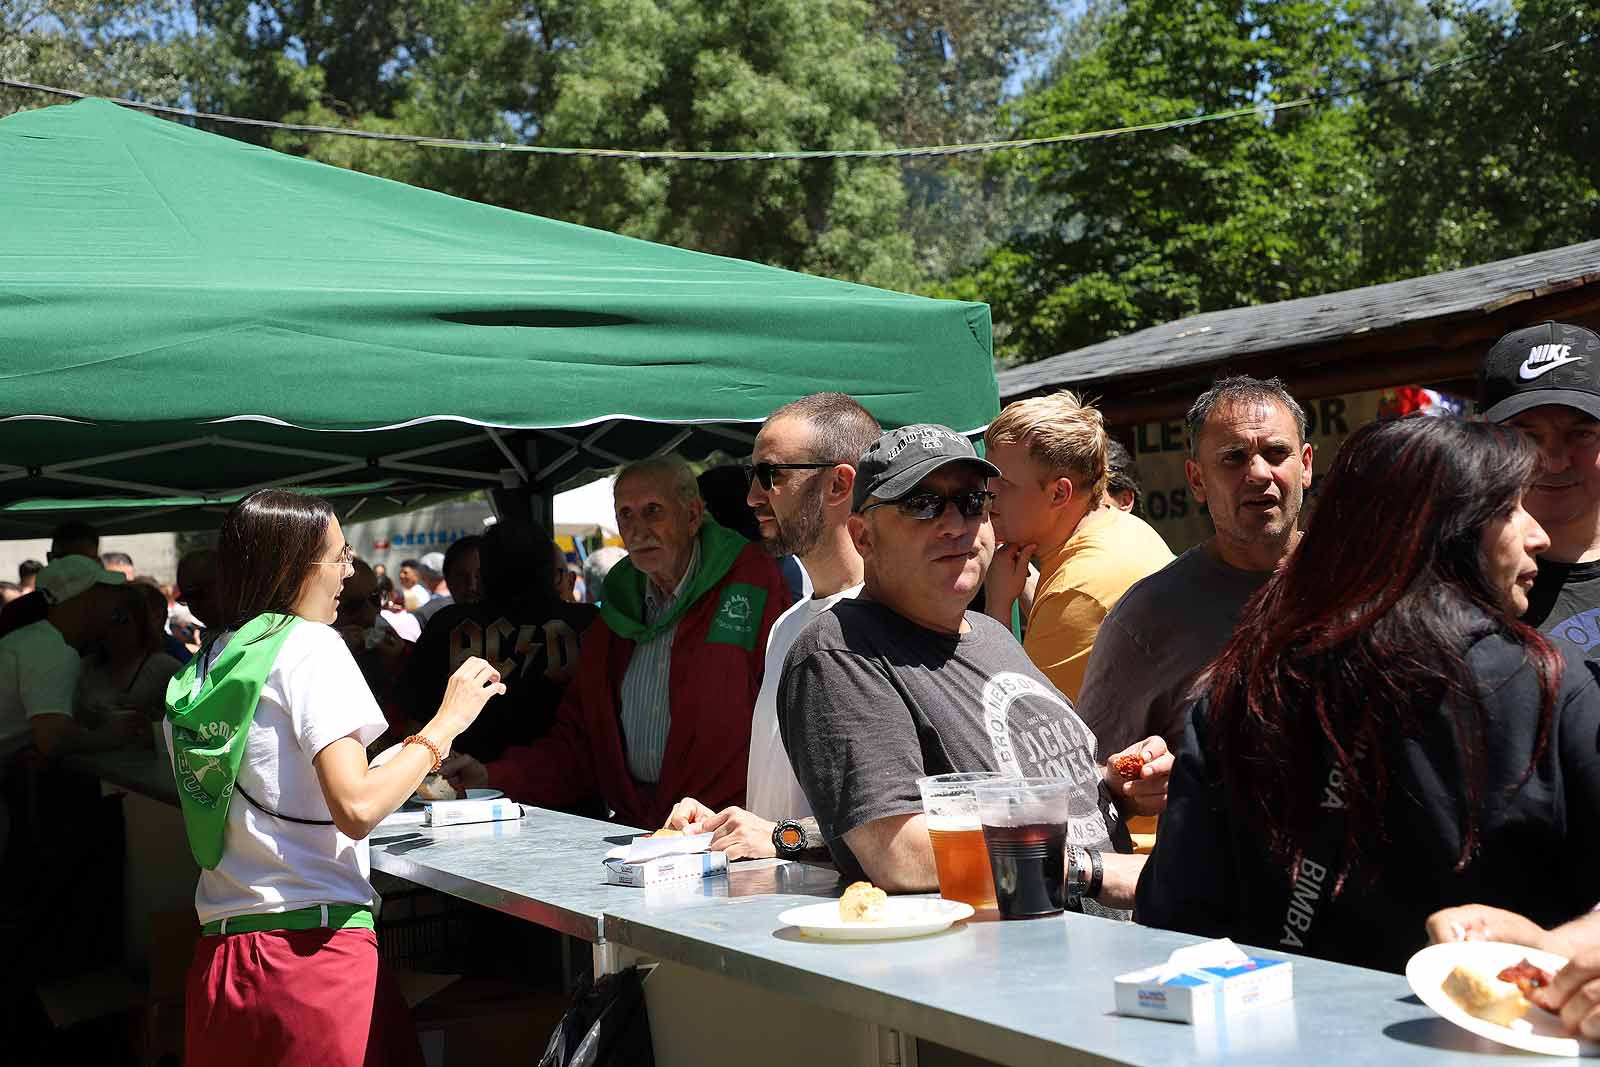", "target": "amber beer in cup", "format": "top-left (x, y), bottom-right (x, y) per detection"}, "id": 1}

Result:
top-left (916, 772), bottom-right (1000, 910)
